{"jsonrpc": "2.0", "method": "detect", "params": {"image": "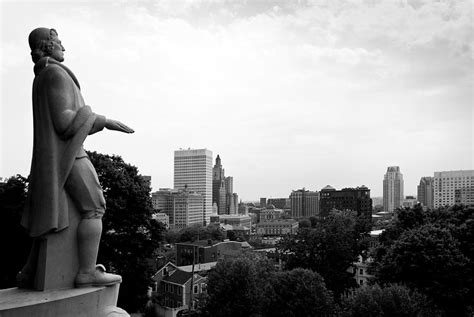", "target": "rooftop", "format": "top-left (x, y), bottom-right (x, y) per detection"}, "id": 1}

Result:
top-left (163, 270), bottom-right (194, 285)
